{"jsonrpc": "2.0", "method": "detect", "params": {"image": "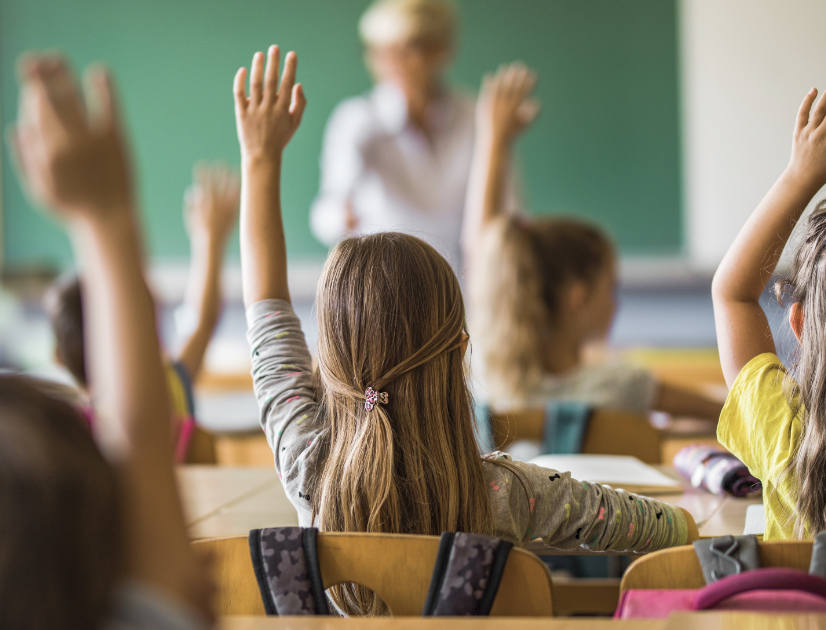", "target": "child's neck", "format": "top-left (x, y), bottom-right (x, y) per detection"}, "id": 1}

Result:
top-left (543, 329), bottom-right (584, 375)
